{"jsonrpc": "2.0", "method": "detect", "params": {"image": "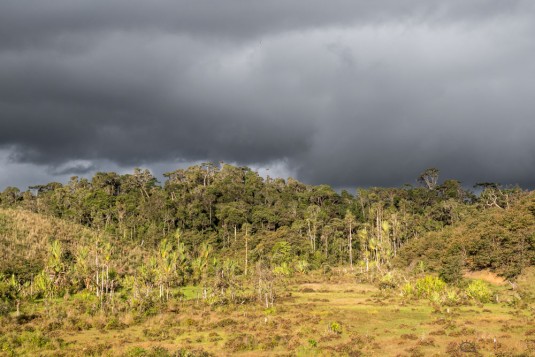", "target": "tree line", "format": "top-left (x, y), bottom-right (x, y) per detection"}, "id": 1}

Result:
top-left (1, 164), bottom-right (533, 318)
top-left (1, 164), bottom-right (529, 276)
